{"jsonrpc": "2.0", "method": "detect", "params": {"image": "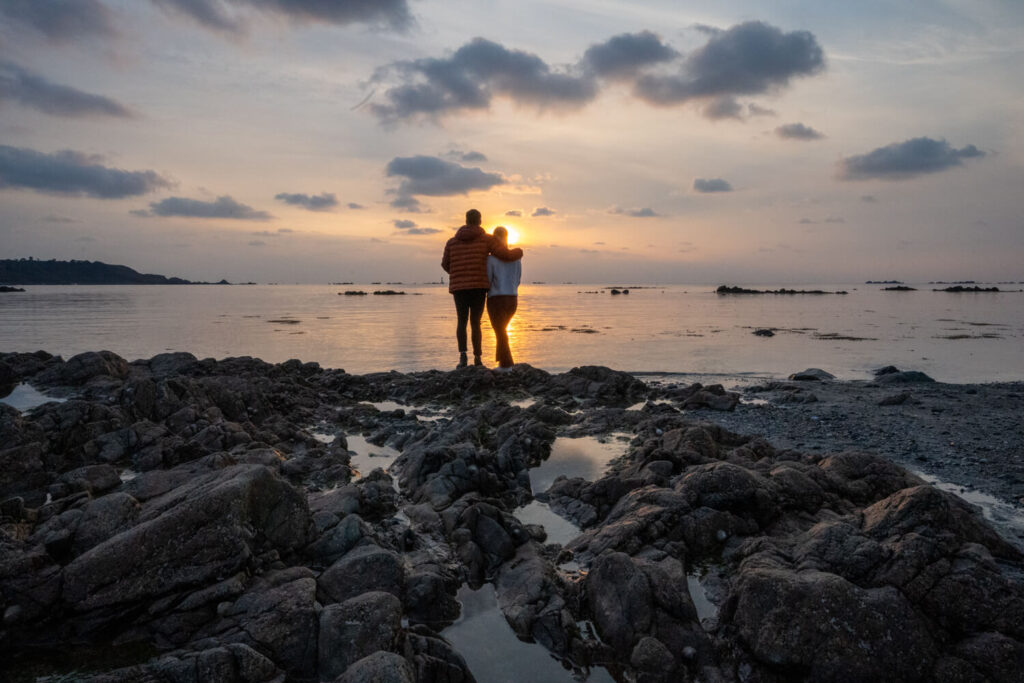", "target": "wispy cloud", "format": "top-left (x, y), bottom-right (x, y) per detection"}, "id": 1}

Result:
top-left (775, 122), bottom-right (824, 140)
top-left (693, 178), bottom-right (733, 193)
top-left (152, 0), bottom-right (412, 33)
top-left (274, 191), bottom-right (338, 211)
top-left (838, 137), bottom-right (986, 180)
top-left (610, 206), bottom-right (659, 217)
top-left (505, 210), bottom-right (521, 217)
top-left (347, 202), bottom-right (366, 210)
top-left (0, 145), bottom-right (170, 198)
top-left (532, 207), bottom-right (555, 217)
top-left (143, 195), bottom-right (271, 220)
top-left (0, 62), bottom-right (134, 118)
top-left (0, 0), bottom-right (114, 42)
